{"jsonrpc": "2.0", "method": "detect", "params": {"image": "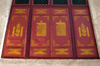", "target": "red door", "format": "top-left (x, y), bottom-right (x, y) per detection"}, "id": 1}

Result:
top-left (2, 0), bottom-right (98, 59)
